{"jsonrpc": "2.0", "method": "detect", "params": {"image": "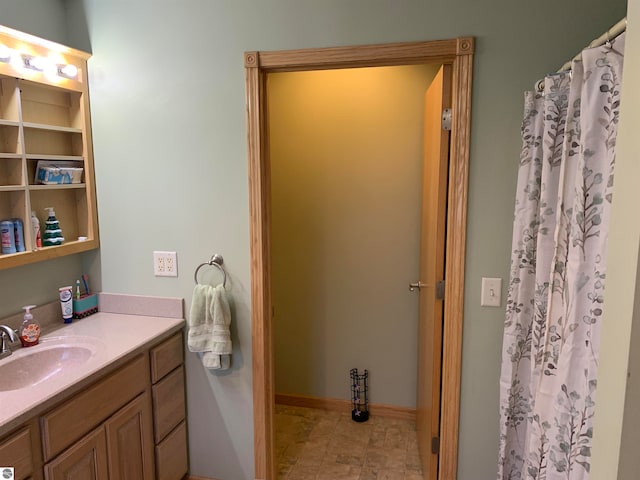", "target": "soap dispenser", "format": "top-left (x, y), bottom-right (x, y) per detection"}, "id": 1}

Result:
top-left (19, 305), bottom-right (40, 347)
top-left (42, 207), bottom-right (64, 247)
